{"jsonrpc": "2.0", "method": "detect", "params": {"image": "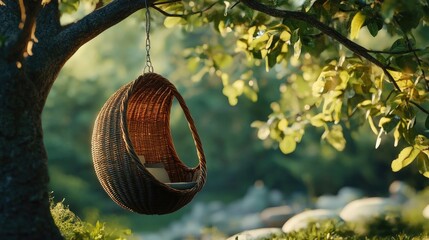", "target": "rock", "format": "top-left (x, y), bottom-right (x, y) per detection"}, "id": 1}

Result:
top-left (260, 205), bottom-right (295, 227)
top-left (316, 187), bottom-right (363, 210)
top-left (268, 189), bottom-right (284, 206)
top-left (340, 197), bottom-right (400, 222)
top-left (238, 213), bottom-right (265, 231)
top-left (338, 187), bottom-right (364, 203)
top-left (389, 181), bottom-right (415, 203)
top-left (226, 228), bottom-right (283, 240)
top-left (282, 209), bottom-right (341, 233)
top-left (228, 181), bottom-right (269, 215)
